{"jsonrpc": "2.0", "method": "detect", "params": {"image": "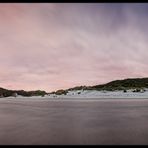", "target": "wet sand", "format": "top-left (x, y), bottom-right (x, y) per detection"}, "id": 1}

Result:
top-left (0, 98), bottom-right (148, 145)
